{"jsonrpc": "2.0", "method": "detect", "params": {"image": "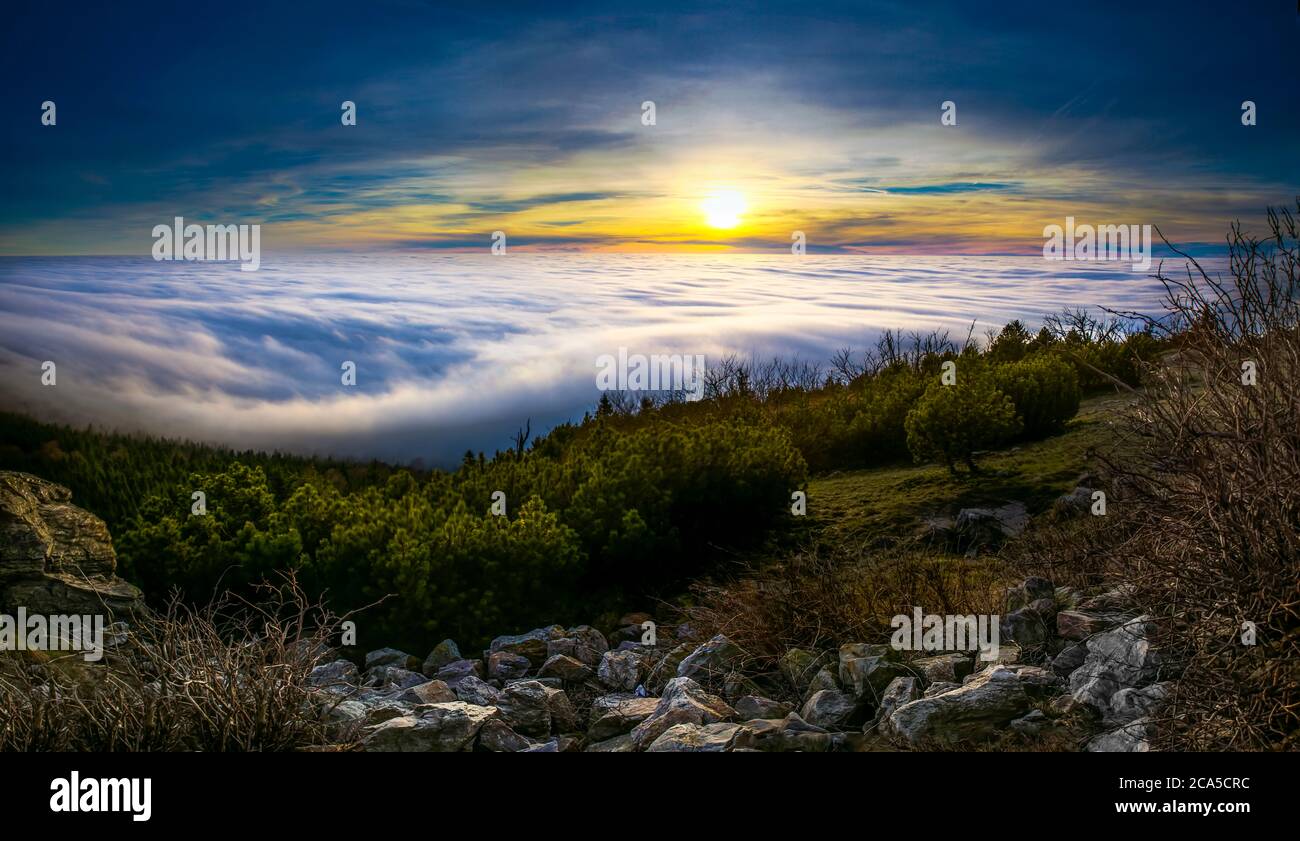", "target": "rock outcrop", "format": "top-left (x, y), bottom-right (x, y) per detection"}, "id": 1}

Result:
top-left (0, 471), bottom-right (144, 616)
